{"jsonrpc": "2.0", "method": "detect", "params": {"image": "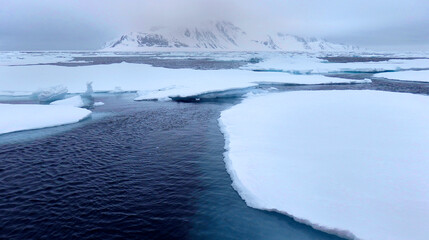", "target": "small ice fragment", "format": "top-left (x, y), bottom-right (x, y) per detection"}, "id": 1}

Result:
top-left (94, 102), bottom-right (105, 106)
